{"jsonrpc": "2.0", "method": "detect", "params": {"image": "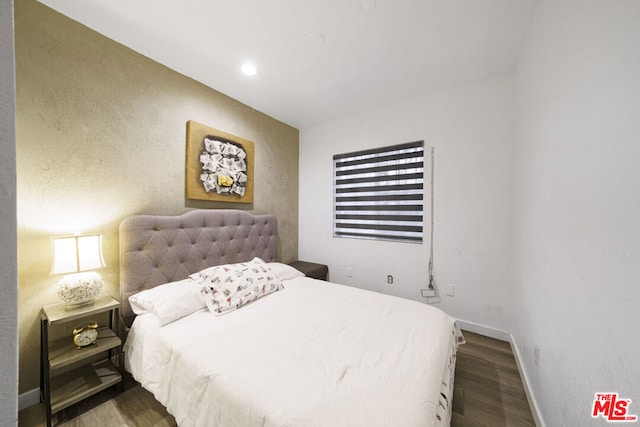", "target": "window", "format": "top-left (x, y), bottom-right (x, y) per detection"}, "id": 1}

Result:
top-left (333, 141), bottom-right (424, 243)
